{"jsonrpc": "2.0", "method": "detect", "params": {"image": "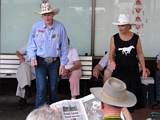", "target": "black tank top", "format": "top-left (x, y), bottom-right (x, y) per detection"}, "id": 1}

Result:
top-left (114, 33), bottom-right (139, 72)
